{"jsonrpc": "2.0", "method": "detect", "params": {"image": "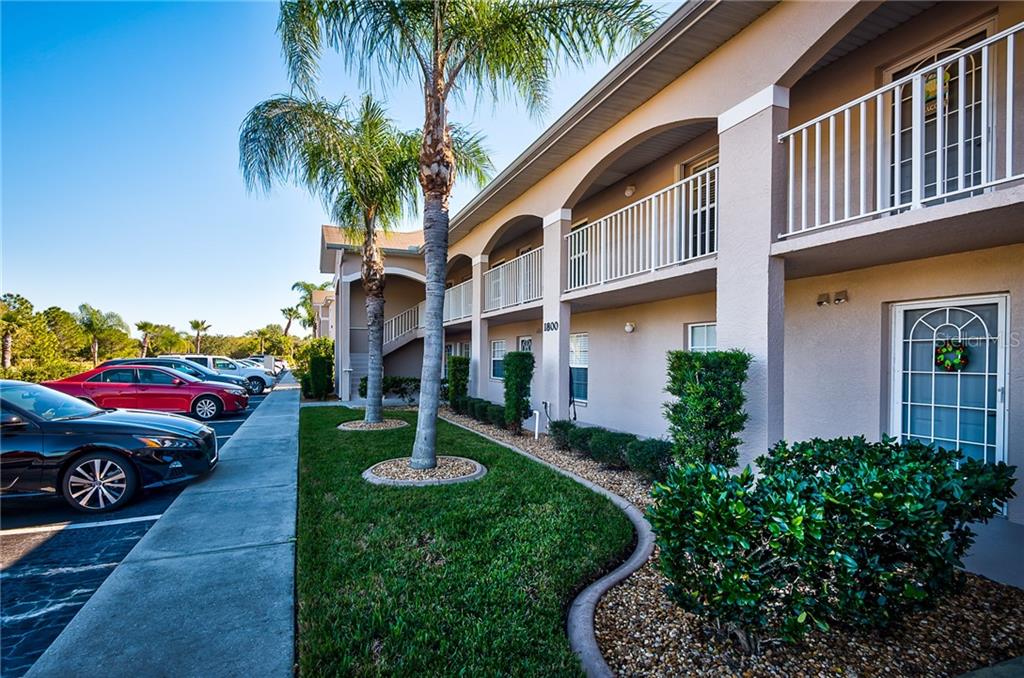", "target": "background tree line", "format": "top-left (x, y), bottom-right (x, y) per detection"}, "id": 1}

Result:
top-left (1, 292), bottom-right (300, 382)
